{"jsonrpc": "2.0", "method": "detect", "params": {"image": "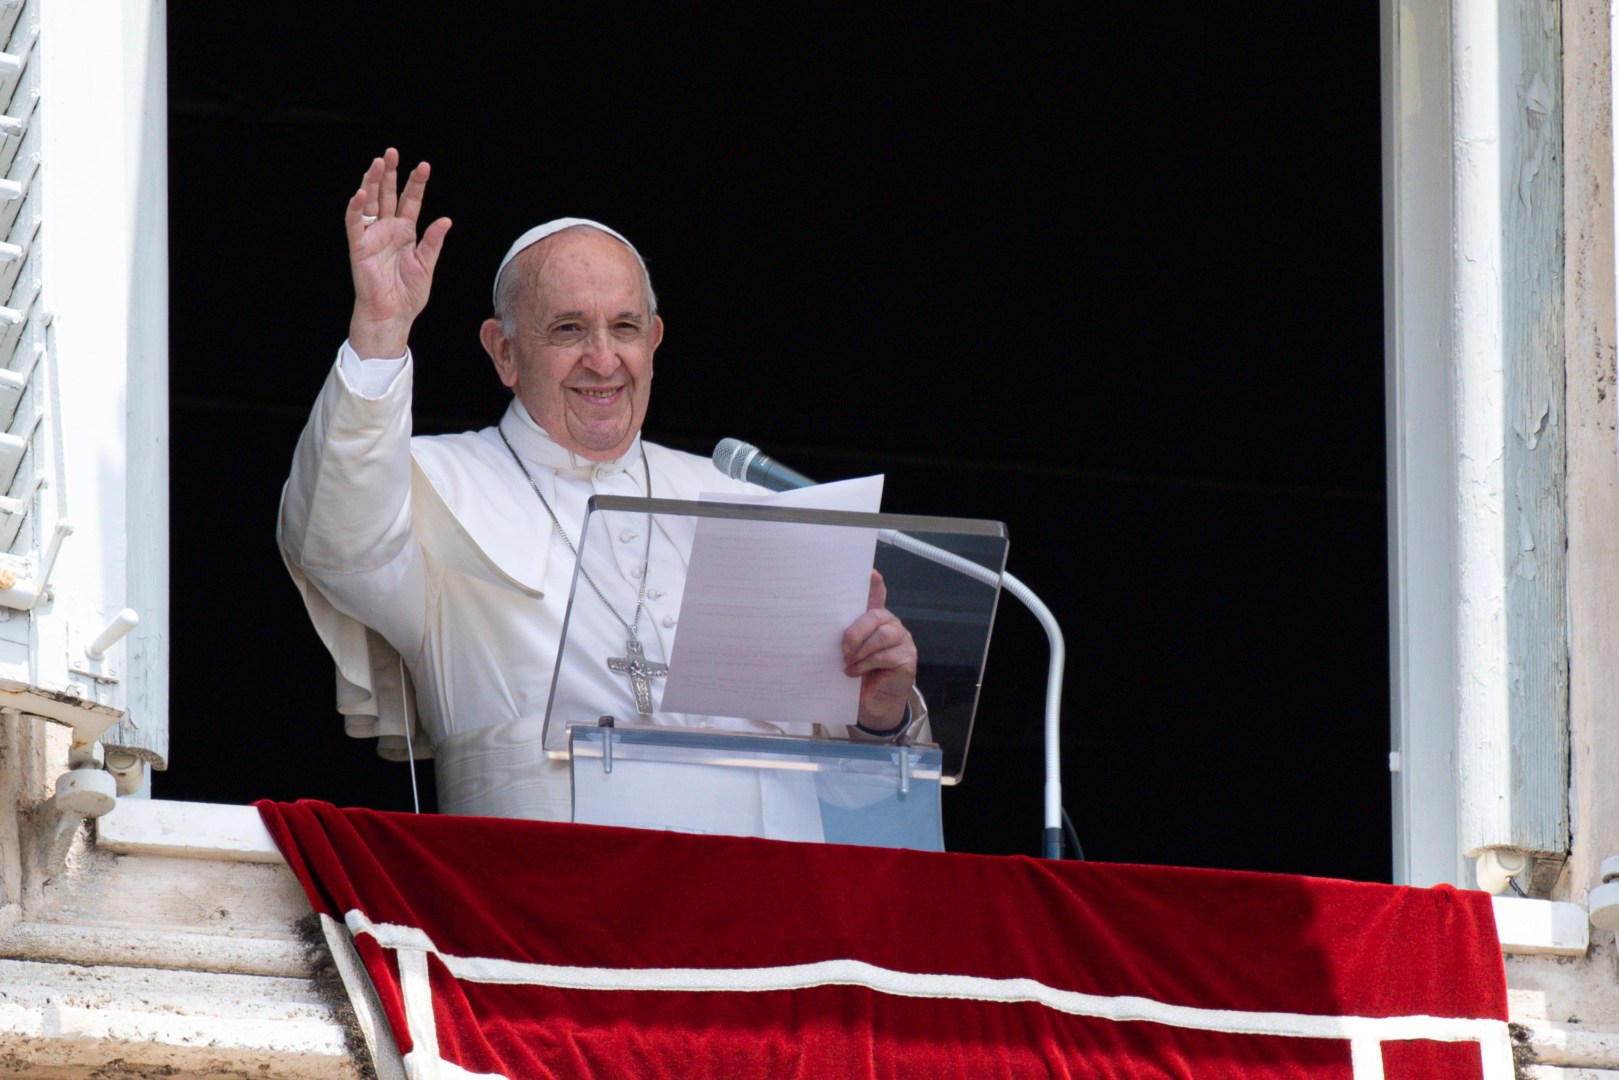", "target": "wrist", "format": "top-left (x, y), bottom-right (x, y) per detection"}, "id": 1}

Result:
top-left (348, 315), bottom-right (413, 360)
top-left (856, 703), bottom-right (911, 739)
